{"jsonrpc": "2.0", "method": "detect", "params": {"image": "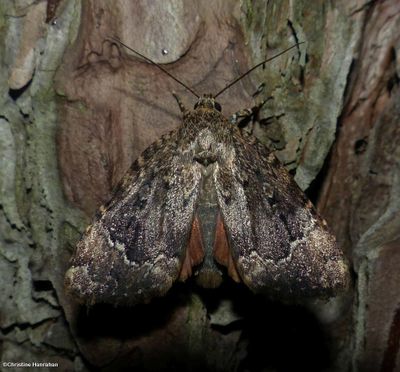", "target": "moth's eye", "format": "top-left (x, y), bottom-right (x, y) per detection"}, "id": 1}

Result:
top-left (194, 101), bottom-right (199, 109)
top-left (214, 102), bottom-right (222, 112)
